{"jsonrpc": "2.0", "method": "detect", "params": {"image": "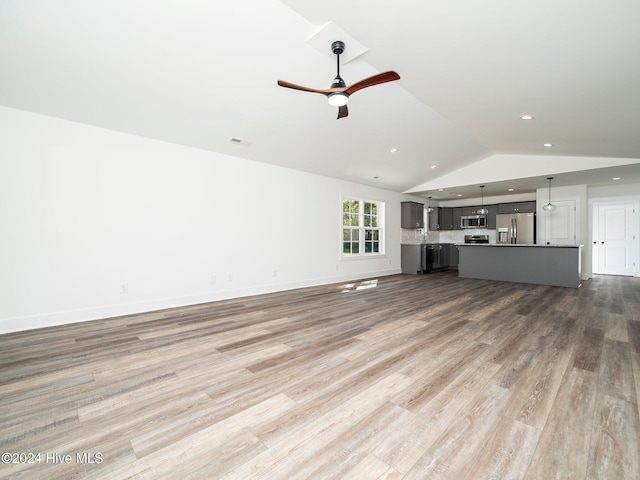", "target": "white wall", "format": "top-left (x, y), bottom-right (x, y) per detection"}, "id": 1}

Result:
top-left (589, 183), bottom-right (640, 199)
top-left (536, 184), bottom-right (588, 277)
top-left (0, 107), bottom-right (416, 333)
